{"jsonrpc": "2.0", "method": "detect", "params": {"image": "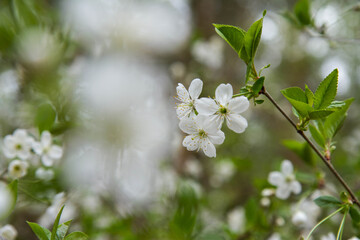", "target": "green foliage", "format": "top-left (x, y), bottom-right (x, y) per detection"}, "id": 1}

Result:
top-left (35, 103), bottom-right (57, 133)
top-left (349, 206), bottom-right (360, 223)
top-left (213, 24), bottom-right (245, 57)
top-left (27, 222), bottom-right (52, 240)
top-left (64, 232), bottom-right (88, 240)
top-left (282, 139), bottom-right (315, 166)
top-left (244, 12), bottom-right (264, 61)
top-left (51, 205), bottom-right (65, 240)
top-left (309, 125), bottom-right (325, 148)
top-left (294, 0), bottom-right (312, 26)
top-left (314, 69), bottom-right (338, 110)
top-left (314, 196), bottom-right (342, 208)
